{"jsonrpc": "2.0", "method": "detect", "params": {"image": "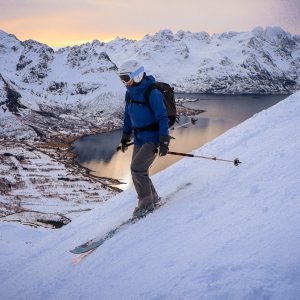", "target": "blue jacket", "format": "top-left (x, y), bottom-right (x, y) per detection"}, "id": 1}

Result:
top-left (123, 75), bottom-right (169, 147)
